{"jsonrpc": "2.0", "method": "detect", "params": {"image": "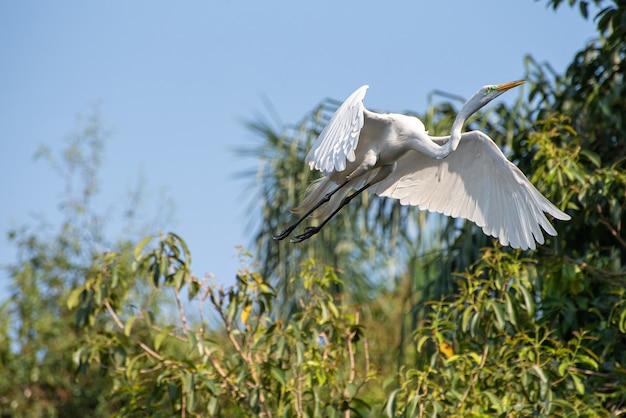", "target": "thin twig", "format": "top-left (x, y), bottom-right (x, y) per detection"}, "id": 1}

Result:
top-left (597, 204), bottom-right (626, 249)
top-left (599, 217), bottom-right (626, 248)
top-left (104, 300), bottom-right (164, 361)
top-left (363, 336), bottom-right (370, 378)
top-left (181, 388), bottom-right (186, 418)
top-left (564, 255), bottom-right (626, 279)
top-left (149, 325), bottom-right (187, 342)
top-left (203, 346), bottom-right (228, 380)
top-left (212, 292), bottom-right (272, 418)
top-left (568, 366), bottom-right (612, 377)
top-left (457, 338), bottom-right (489, 408)
top-left (295, 372), bottom-right (303, 418)
top-left (174, 287), bottom-right (191, 333)
top-left (104, 300), bottom-right (125, 329)
top-left (347, 329), bottom-right (356, 384)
